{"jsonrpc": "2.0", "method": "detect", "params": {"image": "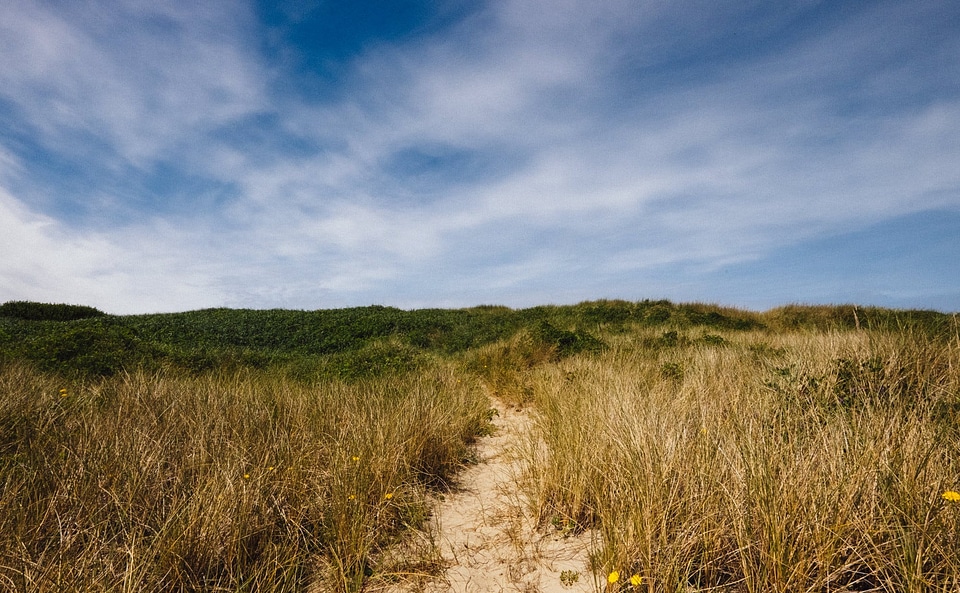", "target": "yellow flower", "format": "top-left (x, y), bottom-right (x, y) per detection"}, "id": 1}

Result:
top-left (943, 490), bottom-right (960, 502)
top-left (607, 571), bottom-right (620, 584)
top-left (348, 494), bottom-right (356, 501)
top-left (630, 574), bottom-right (642, 586)
top-left (267, 466), bottom-right (275, 471)
top-left (59, 388), bottom-right (68, 397)
top-left (352, 455), bottom-right (361, 462)
top-left (243, 473), bottom-right (250, 480)
top-left (384, 492), bottom-right (394, 500)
